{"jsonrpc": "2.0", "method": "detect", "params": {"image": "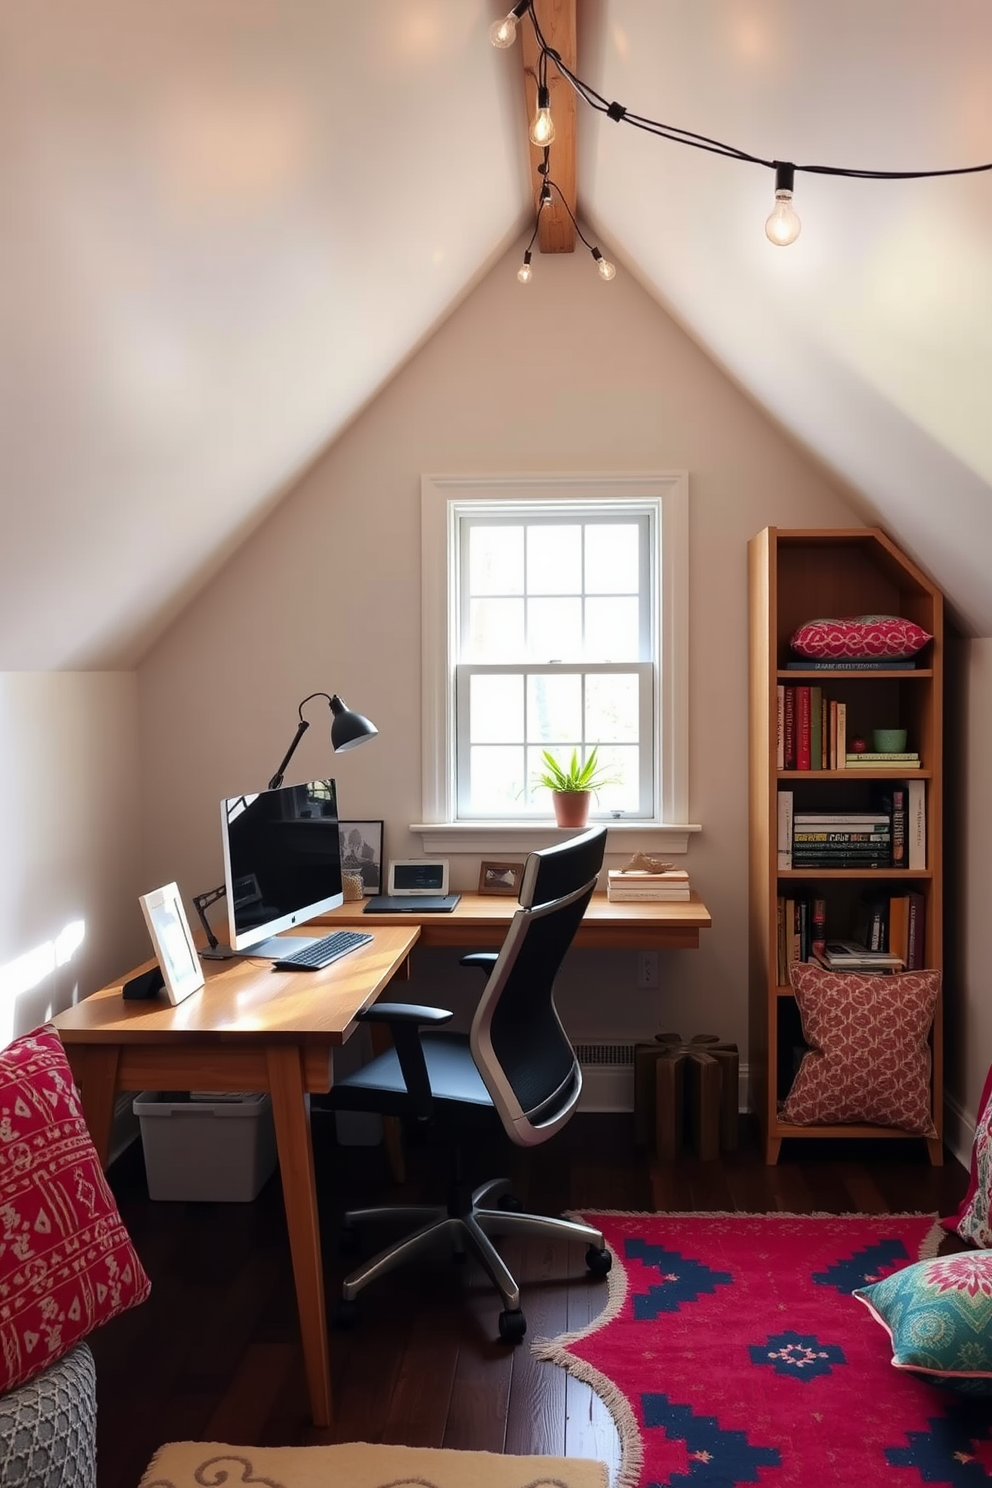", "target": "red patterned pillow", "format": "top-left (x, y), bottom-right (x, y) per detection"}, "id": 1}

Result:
top-left (0, 1025), bottom-right (150, 1394)
top-left (941, 1063), bottom-right (992, 1247)
top-left (790, 615), bottom-right (932, 660)
top-left (782, 964), bottom-right (939, 1136)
